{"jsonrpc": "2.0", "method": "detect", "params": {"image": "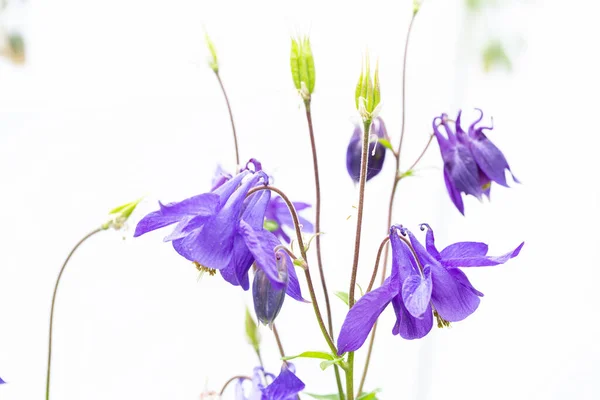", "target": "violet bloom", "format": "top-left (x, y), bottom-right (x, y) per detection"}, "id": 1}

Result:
top-left (236, 364), bottom-right (305, 400)
top-left (0, 377), bottom-right (5, 384)
top-left (433, 110), bottom-right (519, 214)
top-left (134, 162), bottom-right (305, 305)
top-left (337, 224), bottom-right (523, 352)
top-left (346, 116), bottom-right (388, 182)
top-left (264, 196), bottom-right (314, 243)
